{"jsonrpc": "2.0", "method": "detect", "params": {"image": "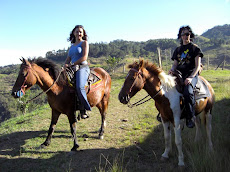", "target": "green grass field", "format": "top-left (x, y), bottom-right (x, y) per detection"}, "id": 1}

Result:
top-left (0, 69), bottom-right (229, 172)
